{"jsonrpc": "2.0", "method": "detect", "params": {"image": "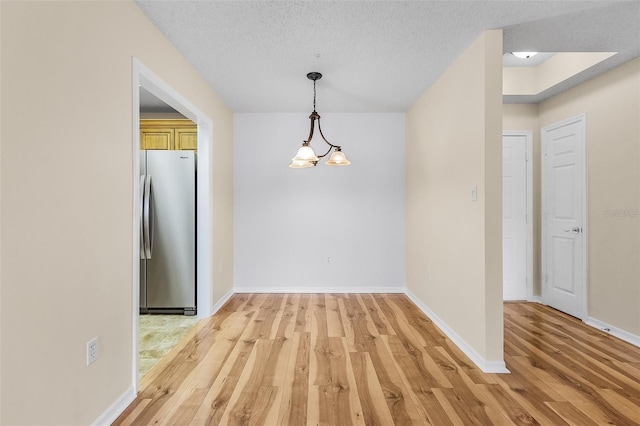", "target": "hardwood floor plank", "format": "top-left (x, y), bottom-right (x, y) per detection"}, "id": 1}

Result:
top-left (478, 383), bottom-right (540, 425)
top-left (350, 351), bottom-right (396, 426)
top-left (441, 339), bottom-right (498, 386)
top-left (504, 322), bottom-right (637, 424)
top-left (353, 294), bottom-right (382, 338)
top-left (116, 296), bottom-right (640, 426)
top-left (337, 297), bottom-right (357, 353)
top-left (294, 294), bottom-right (311, 332)
top-left (111, 398), bottom-right (151, 426)
top-left (241, 293), bottom-right (266, 312)
top-left (380, 335), bottom-right (451, 425)
top-left (557, 342), bottom-right (640, 393)
top-left (545, 401), bottom-right (600, 426)
top-left (343, 294), bottom-right (370, 353)
top-left (315, 338), bottom-right (365, 425)
top-left (360, 293), bottom-right (393, 336)
top-left (288, 332), bottom-right (310, 425)
top-left (161, 388), bottom-right (208, 426)
top-left (433, 387), bottom-right (483, 425)
top-left (326, 293), bottom-right (346, 338)
top-left (190, 312), bottom-right (264, 424)
top-left (505, 355), bottom-right (568, 402)
top-left (493, 370), bottom-right (571, 425)
top-left (572, 399), bottom-right (628, 425)
top-left (425, 345), bottom-right (495, 425)
top-left (521, 304), bottom-right (636, 363)
top-left (276, 331), bottom-right (302, 426)
top-left (597, 388), bottom-right (640, 423)
top-left (268, 294), bottom-right (289, 339)
top-left (357, 325), bottom-right (426, 423)
top-left (311, 294), bottom-right (329, 341)
top-left (183, 312), bottom-right (252, 390)
top-left (219, 339), bottom-right (275, 424)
